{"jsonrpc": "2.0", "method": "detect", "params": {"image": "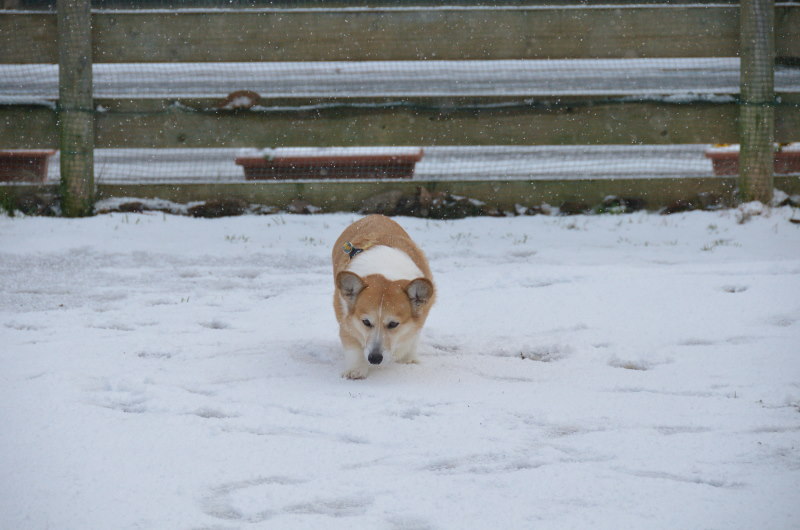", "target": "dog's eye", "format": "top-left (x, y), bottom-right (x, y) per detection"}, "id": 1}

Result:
top-left (387, 321), bottom-right (399, 329)
top-left (362, 319), bottom-right (373, 328)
